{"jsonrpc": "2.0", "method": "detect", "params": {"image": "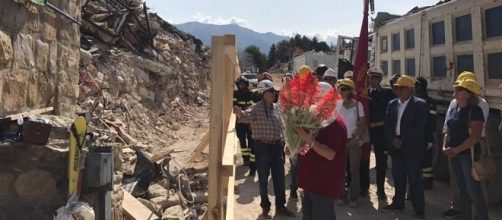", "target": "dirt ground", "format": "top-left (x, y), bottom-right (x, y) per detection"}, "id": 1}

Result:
top-left (233, 151), bottom-right (502, 220)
